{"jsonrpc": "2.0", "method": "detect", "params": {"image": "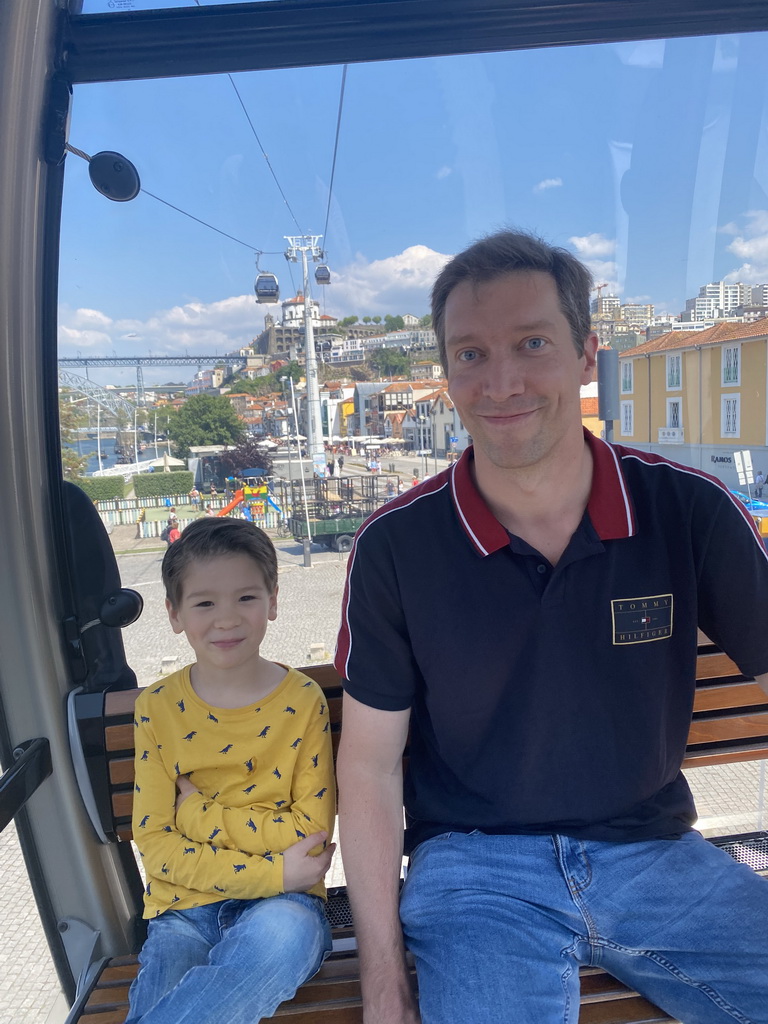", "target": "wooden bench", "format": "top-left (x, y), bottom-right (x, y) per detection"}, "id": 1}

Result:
top-left (69, 649), bottom-right (768, 1024)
